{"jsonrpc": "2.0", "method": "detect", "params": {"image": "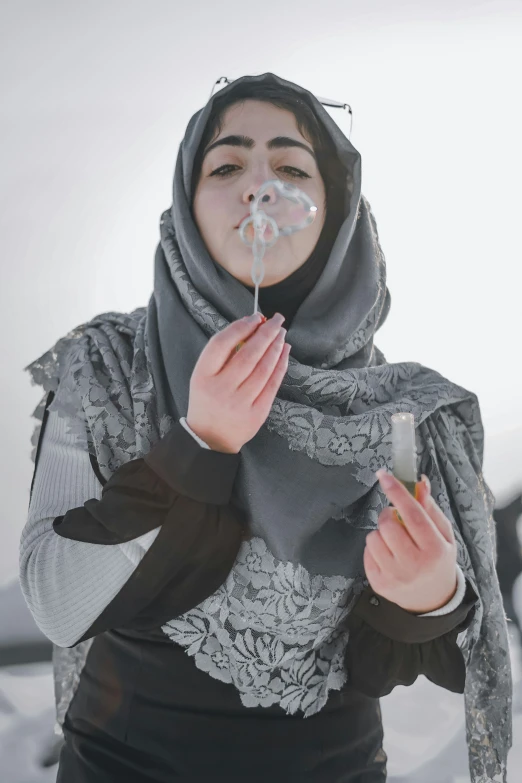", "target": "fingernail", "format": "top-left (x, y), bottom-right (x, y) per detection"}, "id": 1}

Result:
top-left (421, 474), bottom-right (431, 493)
top-left (245, 313), bottom-right (262, 324)
top-left (272, 313), bottom-right (285, 325)
top-left (376, 469), bottom-right (395, 489)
